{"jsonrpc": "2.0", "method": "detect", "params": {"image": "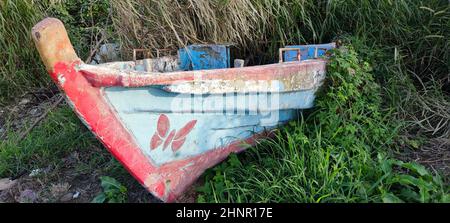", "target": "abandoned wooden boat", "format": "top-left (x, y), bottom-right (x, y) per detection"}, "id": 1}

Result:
top-left (32, 18), bottom-right (335, 202)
